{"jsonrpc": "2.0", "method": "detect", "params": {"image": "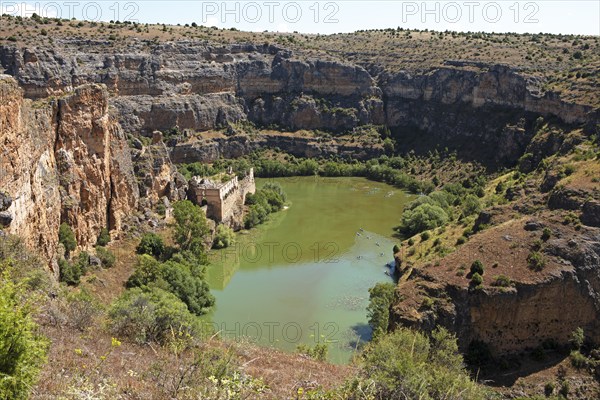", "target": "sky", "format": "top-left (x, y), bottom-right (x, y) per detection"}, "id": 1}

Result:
top-left (1, 1), bottom-right (599, 35)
